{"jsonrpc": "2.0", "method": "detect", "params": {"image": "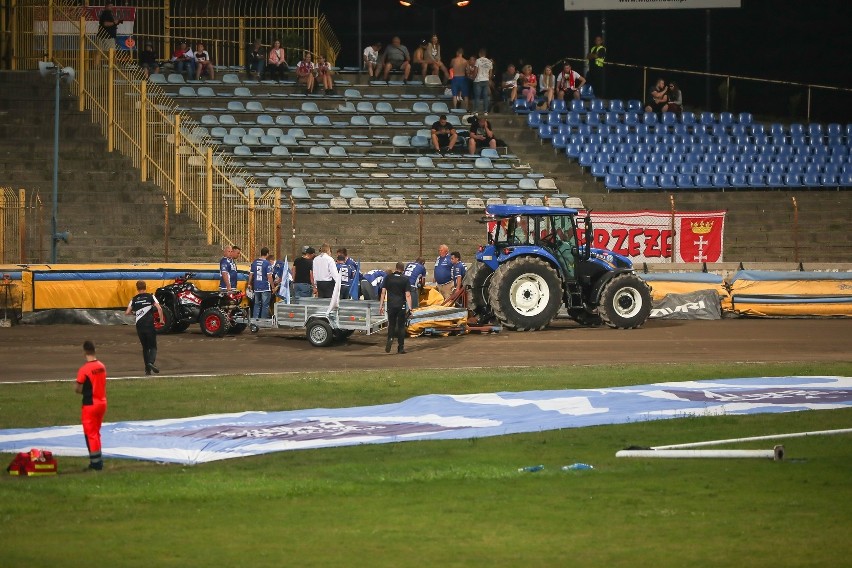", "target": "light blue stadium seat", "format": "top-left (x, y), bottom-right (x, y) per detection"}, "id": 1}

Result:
top-left (640, 174), bottom-right (659, 189)
top-left (604, 173), bottom-right (623, 190)
top-left (738, 112), bottom-right (753, 125)
top-left (711, 173), bottom-right (729, 188)
top-left (294, 115), bottom-right (311, 126)
top-left (527, 112), bottom-right (542, 128)
top-left (590, 163), bottom-right (608, 178)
